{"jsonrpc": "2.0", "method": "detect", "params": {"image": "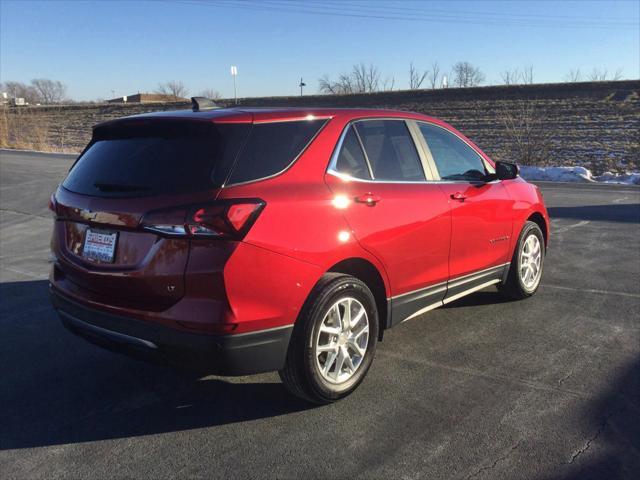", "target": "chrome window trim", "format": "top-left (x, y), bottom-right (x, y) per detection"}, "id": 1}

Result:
top-left (327, 169), bottom-right (435, 185)
top-left (223, 118), bottom-right (330, 188)
top-left (328, 167), bottom-right (501, 186)
top-left (326, 117), bottom-right (430, 184)
top-left (253, 115), bottom-right (334, 124)
top-left (326, 117), bottom-right (499, 186)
